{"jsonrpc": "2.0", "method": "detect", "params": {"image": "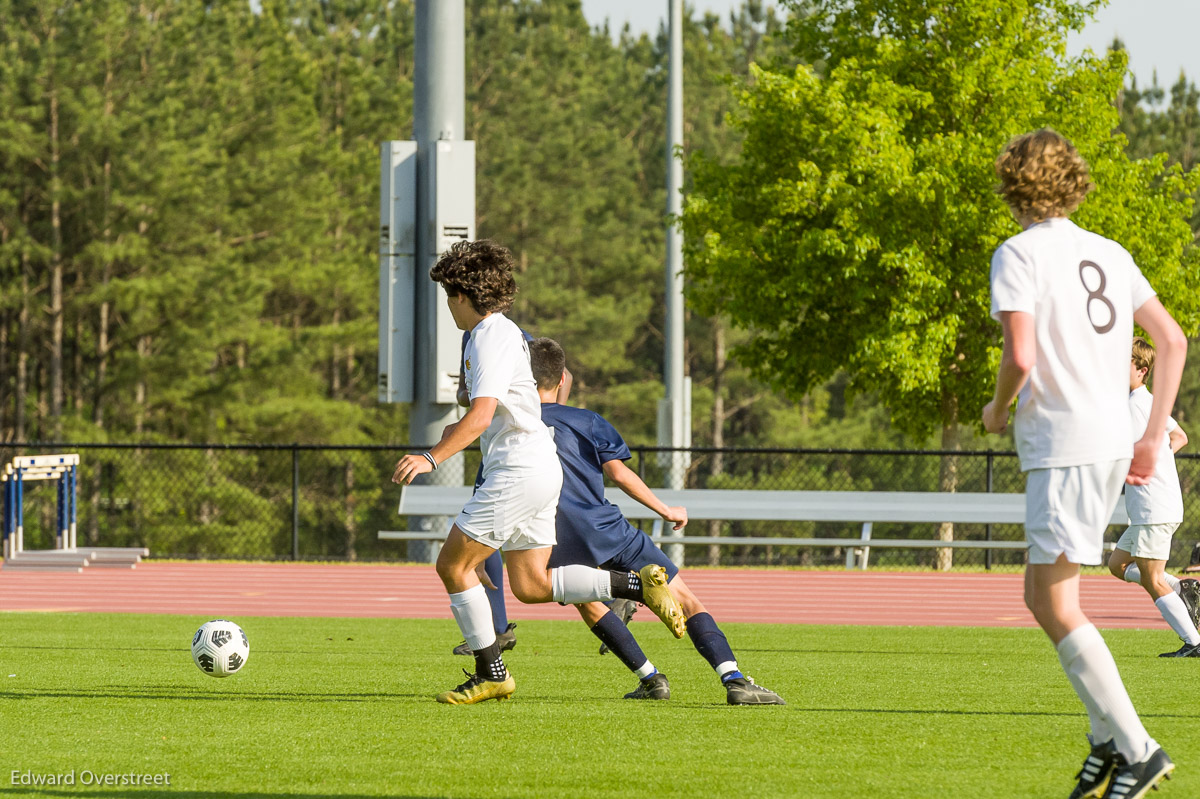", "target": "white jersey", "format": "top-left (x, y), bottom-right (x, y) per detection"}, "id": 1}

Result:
top-left (463, 312), bottom-right (557, 475)
top-left (990, 218), bottom-right (1156, 471)
top-left (1125, 386), bottom-right (1183, 524)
